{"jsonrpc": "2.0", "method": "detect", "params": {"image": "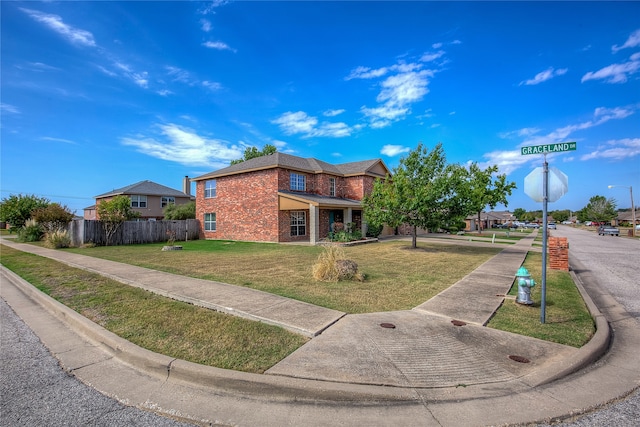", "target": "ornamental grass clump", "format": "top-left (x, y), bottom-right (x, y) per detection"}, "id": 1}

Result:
top-left (45, 229), bottom-right (71, 249)
top-left (312, 245), bottom-right (364, 282)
